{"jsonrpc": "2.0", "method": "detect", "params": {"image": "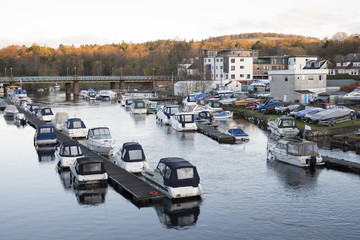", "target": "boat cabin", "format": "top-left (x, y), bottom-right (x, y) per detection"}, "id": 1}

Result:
top-left (87, 127), bottom-right (111, 140)
top-left (120, 142), bottom-right (146, 163)
top-left (132, 100), bottom-right (146, 109)
top-left (209, 100), bottom-right (222, 109)
top-left (58, 141), bottom-right (83, 158)
top-left (277, 138), bottom-right (320, 157)
top-left (154, 157), bottom-right (200, 188)
top-left (274, 116), bottom-right (297, 128)
top-left (34, 124), bottom-right (57, 146)
top-left (66, 118), bottom-right (86, 129)
top-left (70, 157), bottom-right (108, 185)
top-left (162, 105), bottom-right (179, 117)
